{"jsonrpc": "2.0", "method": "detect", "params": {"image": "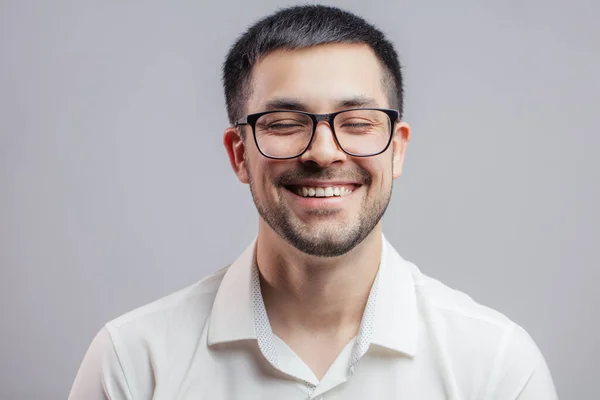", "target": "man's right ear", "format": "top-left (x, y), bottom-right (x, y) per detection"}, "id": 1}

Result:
top-left (223, 127), bottom-right (249, 184)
